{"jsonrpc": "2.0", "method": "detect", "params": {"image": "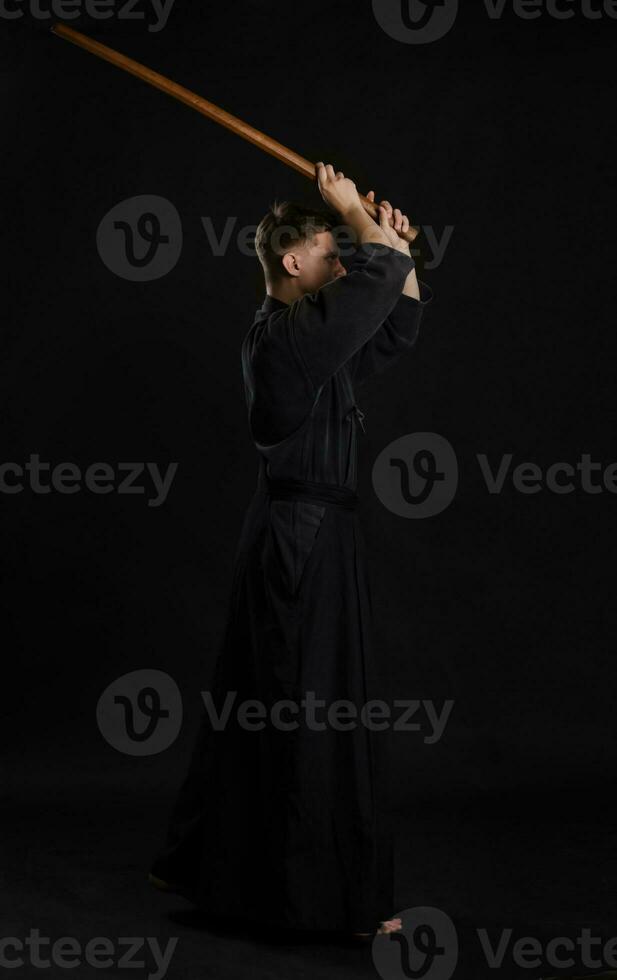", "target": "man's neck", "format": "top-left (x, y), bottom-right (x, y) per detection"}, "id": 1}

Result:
top-left (266, 279), bottom-right (304, 306)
